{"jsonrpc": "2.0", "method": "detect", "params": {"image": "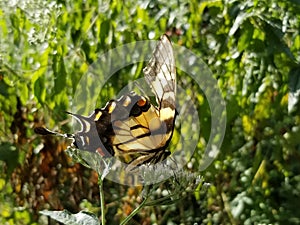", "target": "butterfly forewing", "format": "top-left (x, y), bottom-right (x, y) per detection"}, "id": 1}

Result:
top-left (143, 35), bottom-right (176, 112)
